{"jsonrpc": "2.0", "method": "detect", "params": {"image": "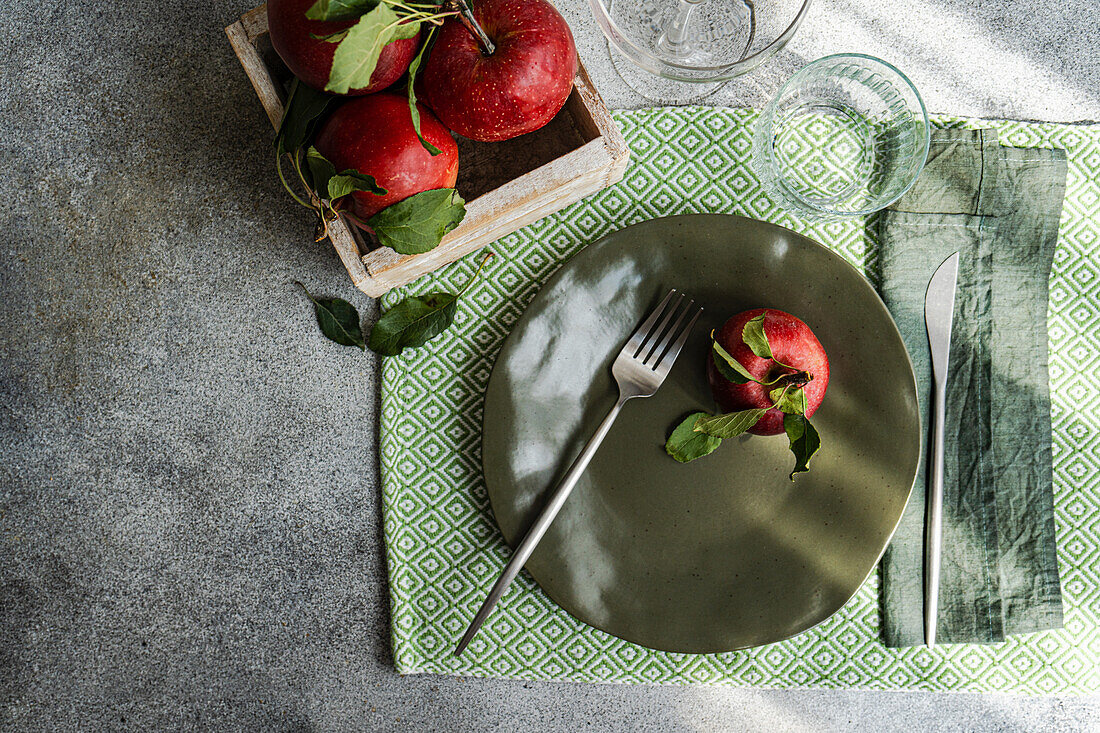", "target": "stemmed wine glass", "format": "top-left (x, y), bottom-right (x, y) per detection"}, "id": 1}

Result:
top-left (588, 0), bottom-right (813, 103)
